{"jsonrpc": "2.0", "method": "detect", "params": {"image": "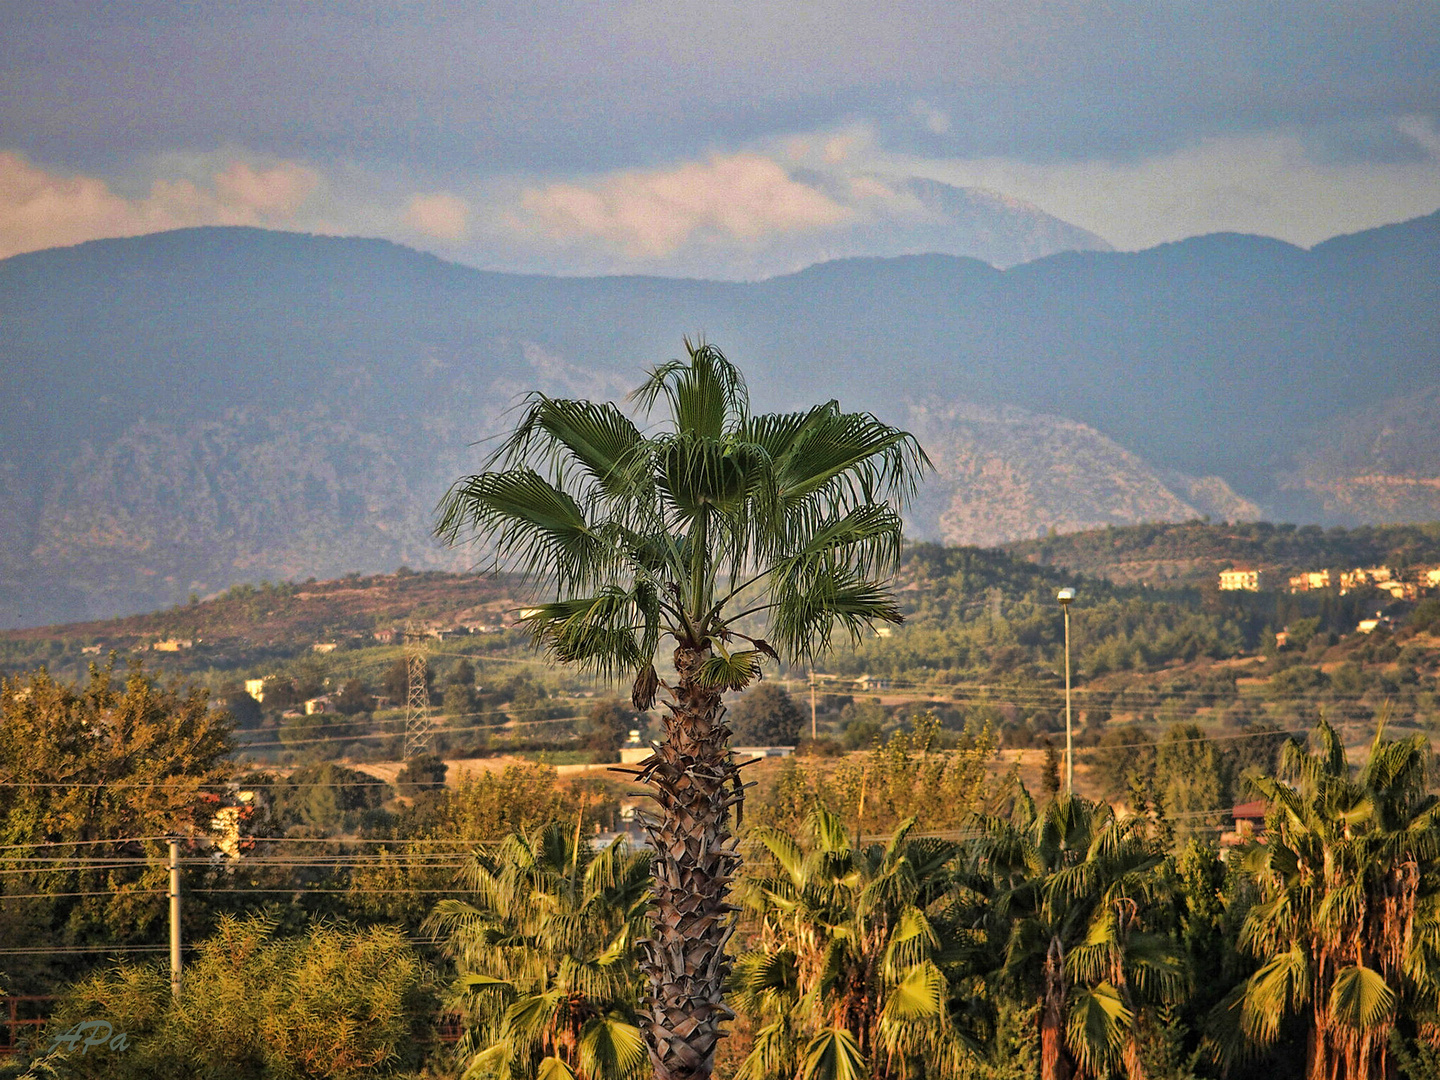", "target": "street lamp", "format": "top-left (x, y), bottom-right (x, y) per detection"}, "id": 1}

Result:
top-left (1056, 588), bottom-right (1075, 795)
